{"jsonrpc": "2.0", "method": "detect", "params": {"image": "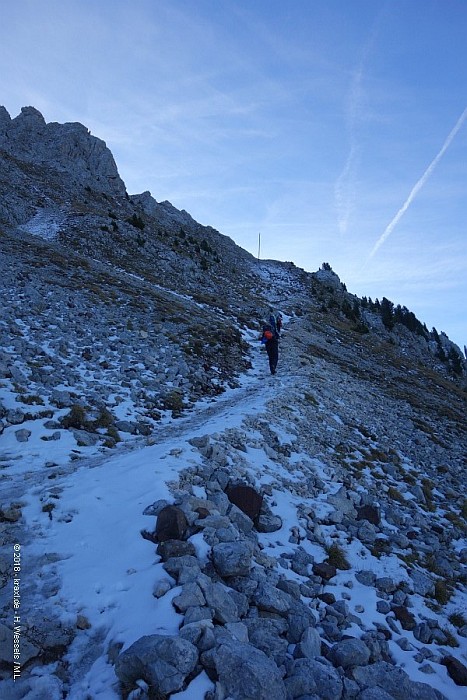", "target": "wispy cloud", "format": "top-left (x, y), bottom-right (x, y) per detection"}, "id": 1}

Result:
top-left (369, 106), bottom-right (467, 258)
top-left (334, 62), bottom-right (363, 235)
top-left (334, 10), bottom-right (385, 235)
top-left (334, 137), bottom-right (360, 235)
